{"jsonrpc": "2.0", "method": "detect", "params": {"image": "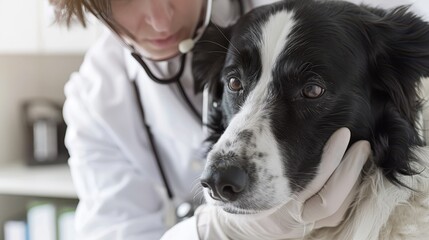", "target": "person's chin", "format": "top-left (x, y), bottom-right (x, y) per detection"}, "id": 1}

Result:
top-left (151, 49), bottom-right (181, 61)
top-left (136, 44), bottom-right (180, 61)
